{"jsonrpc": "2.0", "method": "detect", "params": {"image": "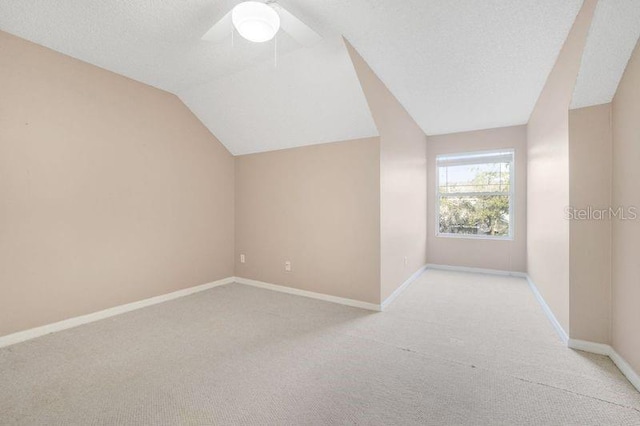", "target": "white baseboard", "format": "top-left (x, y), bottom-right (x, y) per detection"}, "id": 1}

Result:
top-left (233, 277), bottom-right (381, 311)
top-left (567, 338), bottom-right (610, 355)
top-left (425, 263), bottom-right (527, 278)
top-left (525, 275), bottom-right (569, 344)
top-left (1, 269), bottom-right (637, 394)
top-left (381, 264), bottom-right (428, 310)
top-left (609, 347), bottom-right (640, 393)
top-left (569, 339), bottom-right (640, 393)
top-left (426, 264), bottom-right (638, 394)
top-left (0, 277), bottom-right (235, 349)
